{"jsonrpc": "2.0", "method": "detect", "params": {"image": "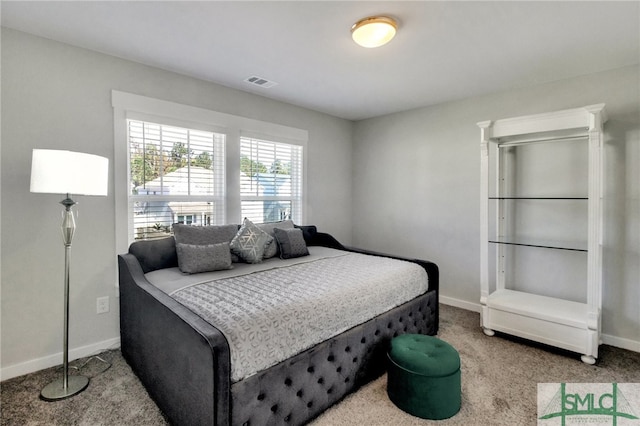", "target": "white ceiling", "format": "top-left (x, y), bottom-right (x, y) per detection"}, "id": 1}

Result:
top-left (2, 1), bottom-right (639, 121)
